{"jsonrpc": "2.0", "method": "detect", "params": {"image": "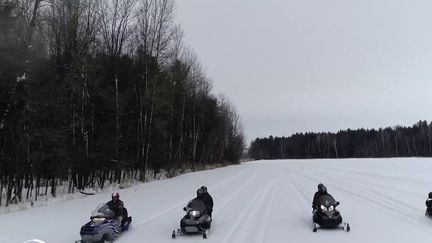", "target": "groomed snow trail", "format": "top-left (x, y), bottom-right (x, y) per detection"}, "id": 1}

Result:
top-left (2, 158), bottom-right (432, 243)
